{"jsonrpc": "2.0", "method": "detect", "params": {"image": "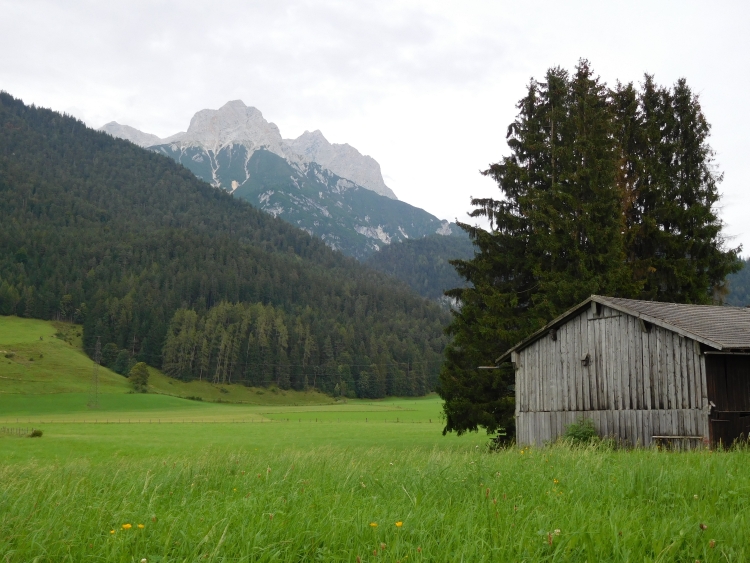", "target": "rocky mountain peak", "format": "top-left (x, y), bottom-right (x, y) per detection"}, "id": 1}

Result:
top-left (167, 100), bottom-right (290, 159)
top-left (283, 130), bottom-right (397, 200)
top-left (99, 101), bottom-right (396, 199)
